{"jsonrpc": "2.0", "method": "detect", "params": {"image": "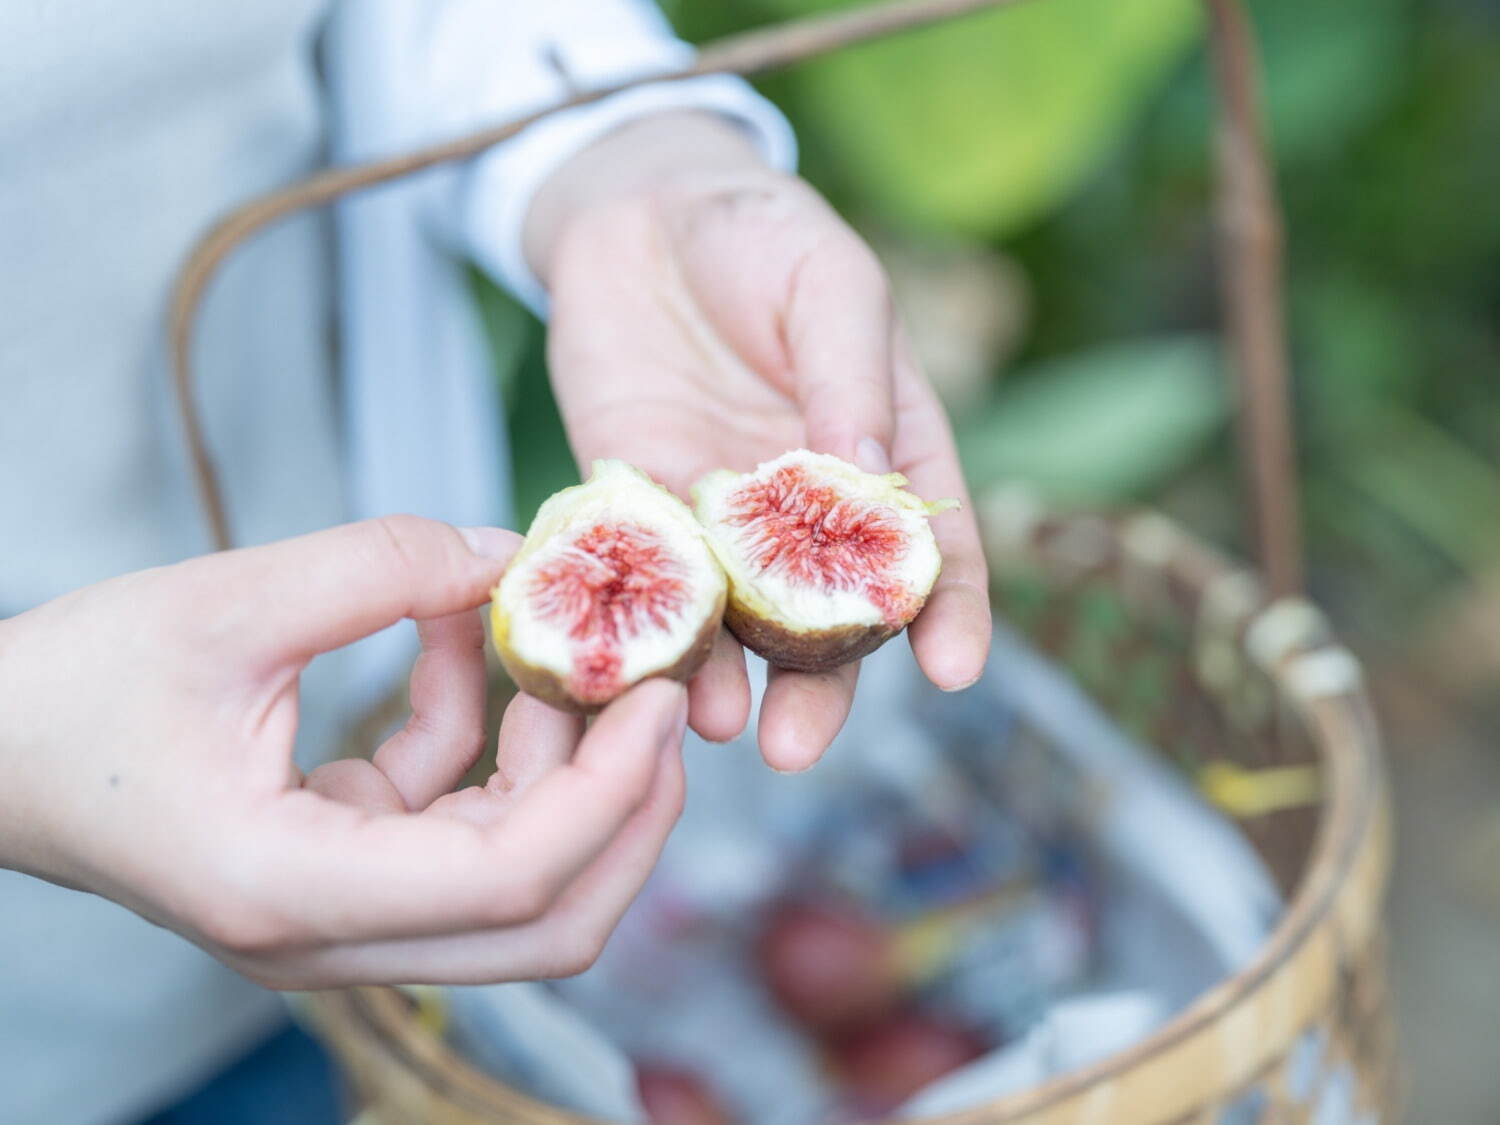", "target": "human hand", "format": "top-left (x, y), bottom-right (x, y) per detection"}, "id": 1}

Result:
top-left (0, 517), bottom-right (688, 987)
top-left (526, 112), bottom-right (991, 771)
